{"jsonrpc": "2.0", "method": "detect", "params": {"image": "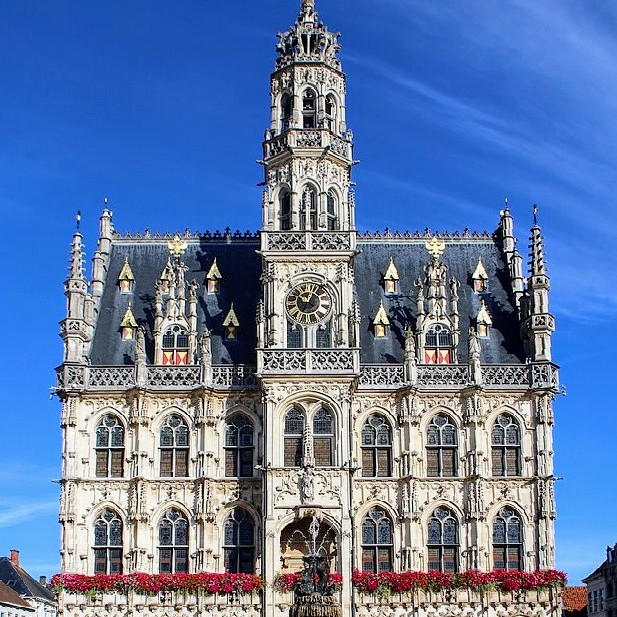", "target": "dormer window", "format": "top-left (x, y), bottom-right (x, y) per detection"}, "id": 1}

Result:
top-left (472, 257), bottom-right (489, 293)
top-left (162, 325), bottom-right (189, 365)
top-left (326, 189), bottom-right (338, 230)
top-left (372, 301), bottom-right (390, 338)
top-left (383, 257), bottom-right (400, 294)
top-left (118, 258), bottom-right (135, 294)
top-left (302, 89), bottom-right (317, 128)
top-left (206, 258), bottom-right (222, 294)
top-left (281, 94), bottom-right (293, 132)
top-left (280, 190), bottom-right (292, 231)
top-left (476, 300), bottom-right (492, 338)
top-left (425, 324), bottom-right (453, 364)
top-left (120, 305), bottom-right (138, 340)
top-left (223, 304), bottom-right (240, 340)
